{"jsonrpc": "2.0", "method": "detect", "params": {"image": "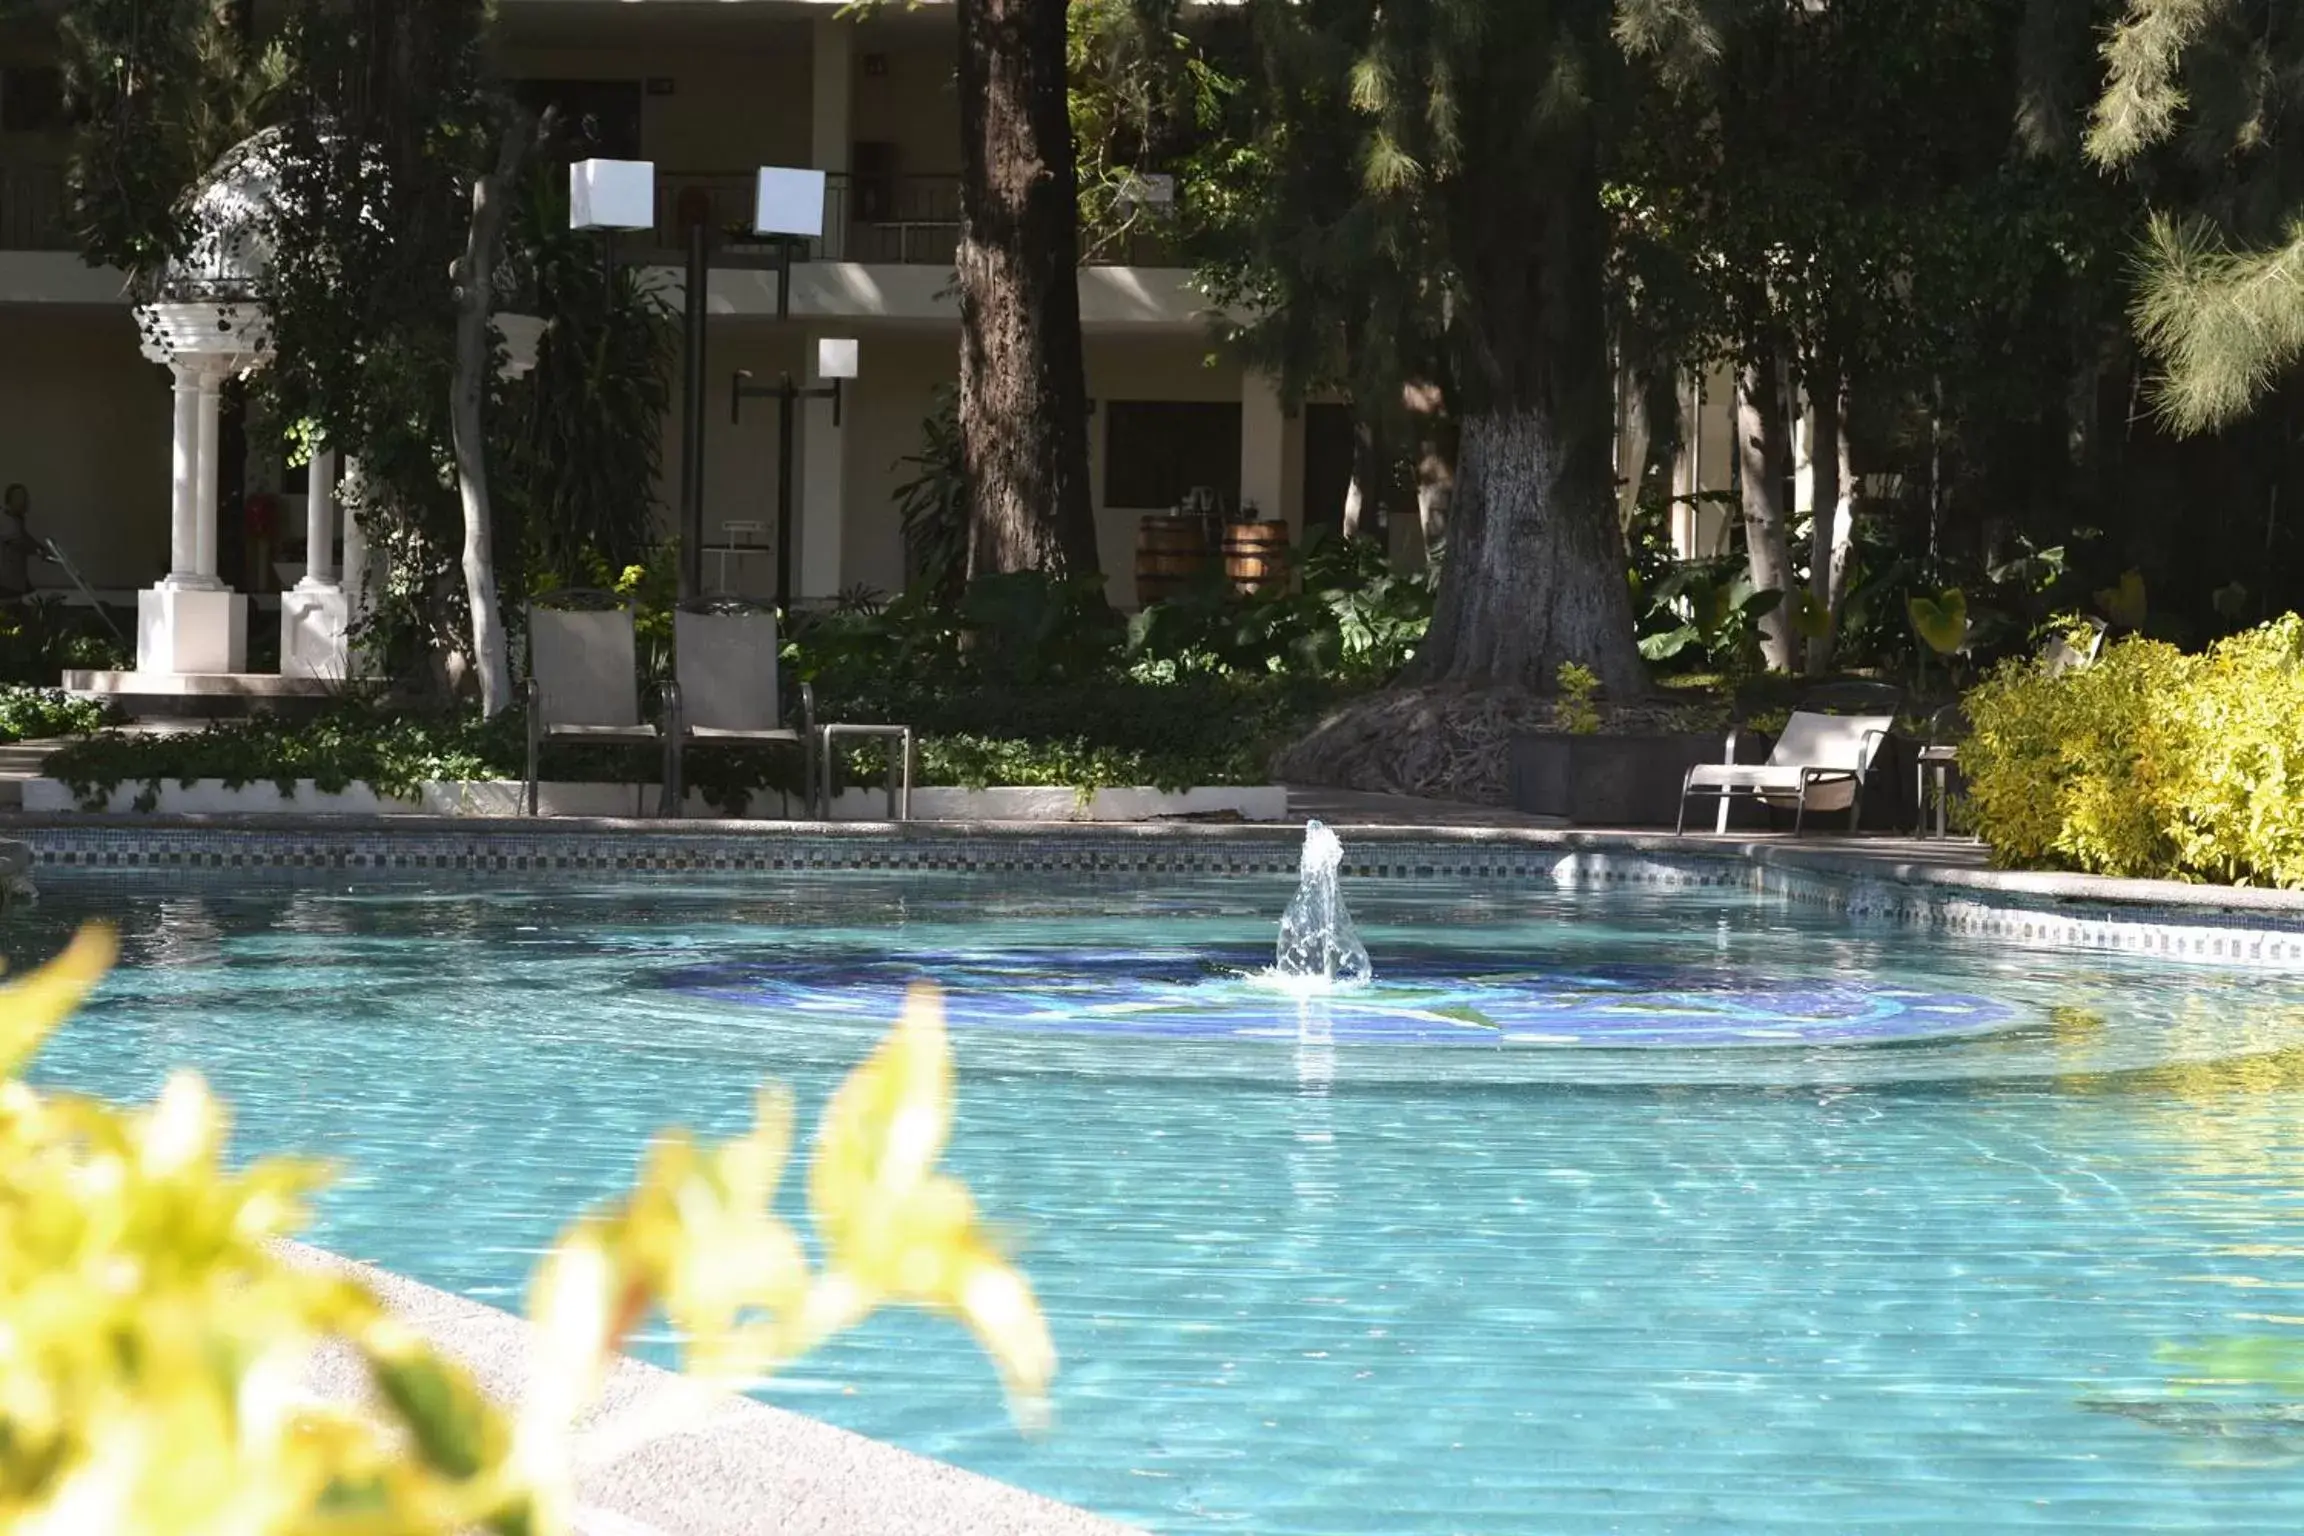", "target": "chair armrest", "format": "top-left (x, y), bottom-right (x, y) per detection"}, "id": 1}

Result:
top-left (1856, 727), bottom-right (1888, 773)
top-left (660, 677), bottom-right (684, 737)
top-left (799, 681), bottom-right (818, 737)
top-left (1723, 726), bottom-right (1740, 764)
